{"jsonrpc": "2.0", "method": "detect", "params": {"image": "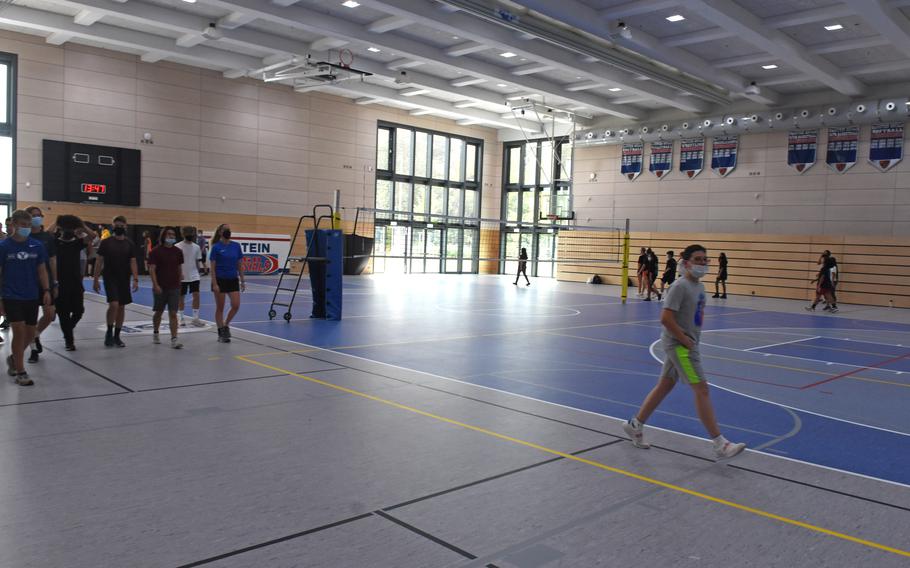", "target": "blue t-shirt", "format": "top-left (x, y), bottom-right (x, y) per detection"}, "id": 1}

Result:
top-left (210, 241), bottom-right (244, 279)
top-left (0, 237), bottom-right (49, 301)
